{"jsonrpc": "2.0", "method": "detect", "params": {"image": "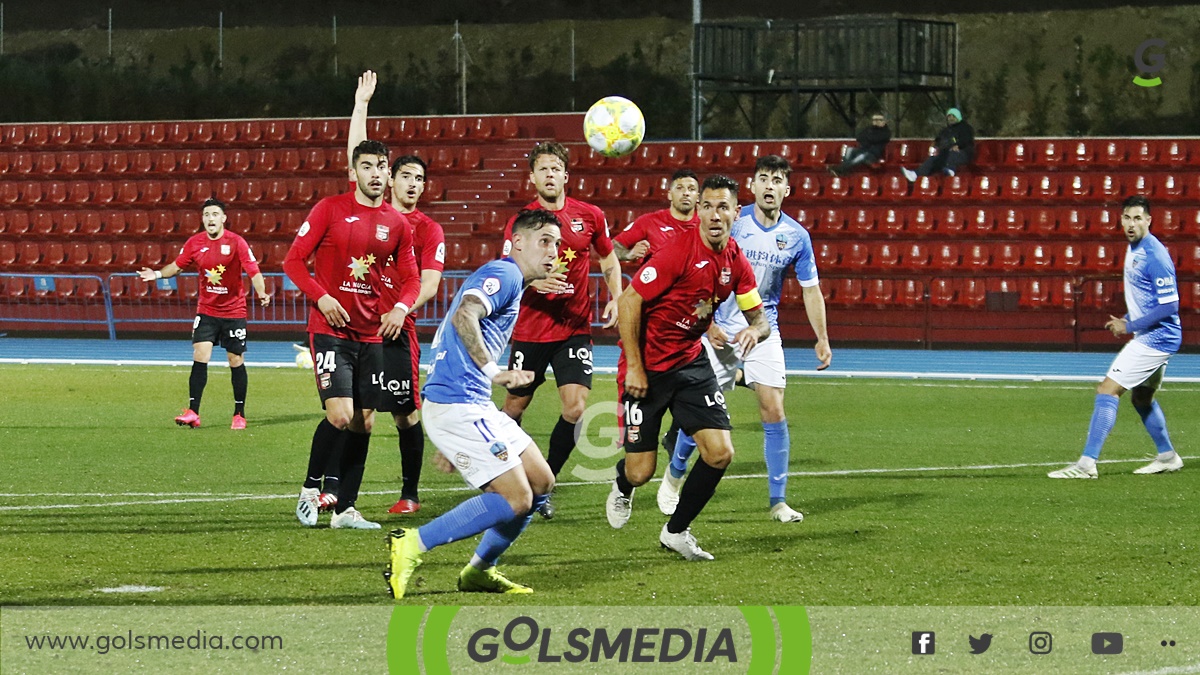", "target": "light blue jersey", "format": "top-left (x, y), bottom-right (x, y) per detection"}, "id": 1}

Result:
top-left (713, 205), bottom-right (818, 334)
top-left (424, 258), bottom-right (526, 405)
top-left (1125, 233), bottom-right (1181, 354)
